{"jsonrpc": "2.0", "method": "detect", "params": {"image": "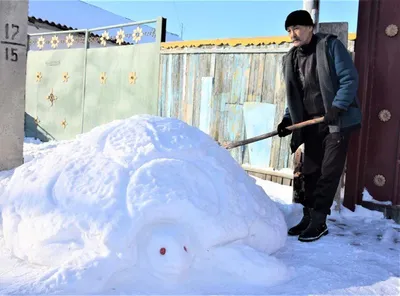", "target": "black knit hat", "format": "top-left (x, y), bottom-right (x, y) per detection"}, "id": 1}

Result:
top-left (285, 10), bottom-right (314, 29)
